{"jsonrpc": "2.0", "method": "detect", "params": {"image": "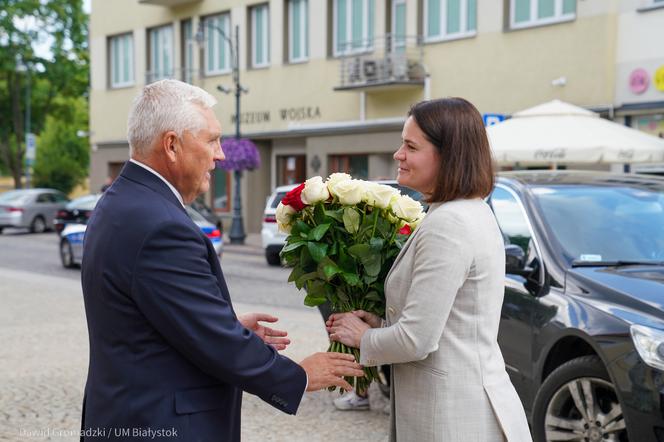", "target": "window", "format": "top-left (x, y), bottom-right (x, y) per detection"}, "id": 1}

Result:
top-left (181, 19), bottom-right (194, 83)
top-left (391, 0), bottom-right (407, 50)
top-left (213, 168), bottom-right (230, 212)
top-left (333, 0), bottom-right (375, 56)
top-left (288, 0), bottom-right (308, 62)
top-left (510, 0), bottom-right (576, 29)
top-left (109, 33), bottom-right (134, 88)
top-left (424, 0), bottom-right (477, 42)
top-left (277, 155), bottom-right (306, 185)
top-left (251, 4), bottom-right (270, 68)
top-left (147, 25), bottom-right (174, 83)
top-left (203, 13), bottom-right (231, 76)
top-left (490, 186), bottom-right (533, 255)
top-left (329, 154), bottom-right (368, 179)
